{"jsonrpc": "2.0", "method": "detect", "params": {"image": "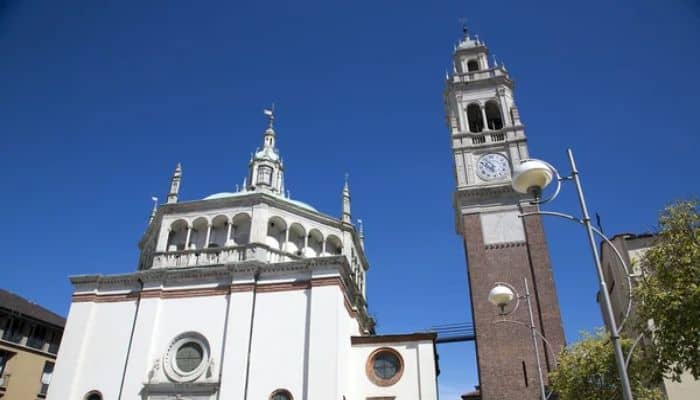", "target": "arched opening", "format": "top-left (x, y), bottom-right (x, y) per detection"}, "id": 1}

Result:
top-left (467, 59), bottom-right (480, 72)
top-left (304, 229), bottom-right (324, 257)
top-left (325, 235), bottom-right (343, 255)
top-left (286, 223), bottom-right (306, 256)
top-left (266, 216), bottom-right (287, 250)
top-left (190, 217), bottom-right (209, 250)
top-left (232, 213), bottom-right (251, 245)
top-left (209, 215), bottom-right (229, 248)
top-left (84, 391), bottom-right (103, 400)
top-left (270, 389), bottom-right (293, 400)
top-left (485, 100), bottom-right (503, 130)
top-left (167, 219), bottom-right (189, 251)
top-left (467, 103), bottom-right (484, 133)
